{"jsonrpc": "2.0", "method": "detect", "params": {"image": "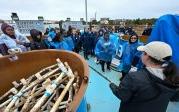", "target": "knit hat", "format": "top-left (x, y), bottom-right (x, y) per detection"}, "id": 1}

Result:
top-left (1, 23), bottom-right (13, 34)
